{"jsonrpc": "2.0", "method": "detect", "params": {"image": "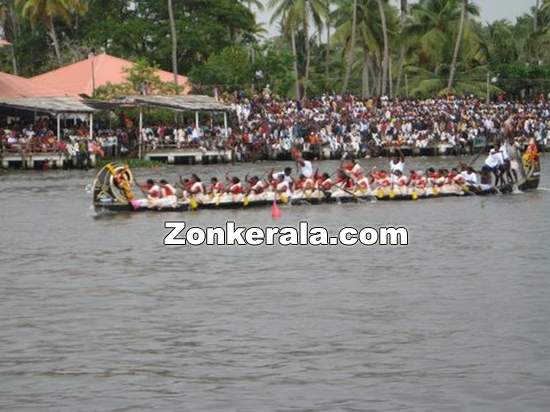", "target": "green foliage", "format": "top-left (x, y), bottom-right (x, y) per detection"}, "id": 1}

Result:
top-left (189, 46), bottom-right (253, 91)
top-left (93, 58), bottom-right (181, 99)
top-left (2, 0), bottom-right (550, 100)
top-left (253, 42), bottom-right (295, 96)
